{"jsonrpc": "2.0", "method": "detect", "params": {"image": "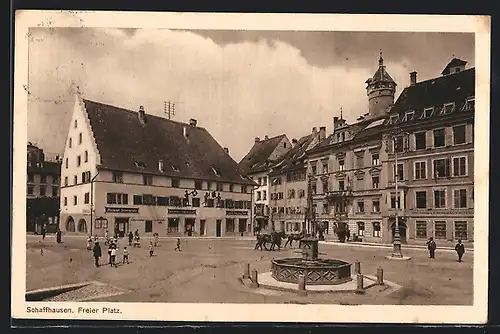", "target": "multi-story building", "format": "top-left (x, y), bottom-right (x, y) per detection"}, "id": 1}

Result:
top-left (59, 96), bottom-right (255, 237)
top-left (238, 135), bottom-right (291, 232)
top-left (306, 55), bottom-right (475, 246)
top-left (268, 127), bottom-right (325, 233)
top-left (26, 143), bottom-right (61, 233)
